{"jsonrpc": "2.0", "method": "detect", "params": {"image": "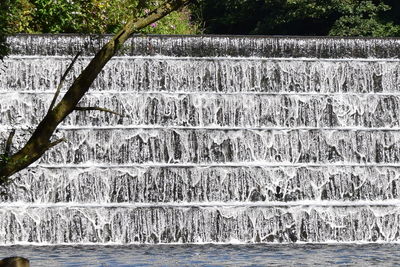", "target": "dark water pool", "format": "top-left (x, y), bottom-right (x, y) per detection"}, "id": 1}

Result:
top-left (1, 244), bottom-right (399, 266)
